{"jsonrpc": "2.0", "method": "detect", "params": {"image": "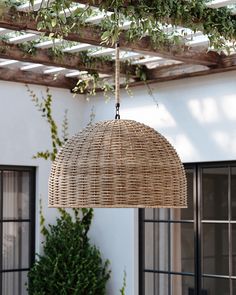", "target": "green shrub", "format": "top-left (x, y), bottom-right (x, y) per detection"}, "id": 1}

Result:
top-left (28, 208), bottom-right (110, 295)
